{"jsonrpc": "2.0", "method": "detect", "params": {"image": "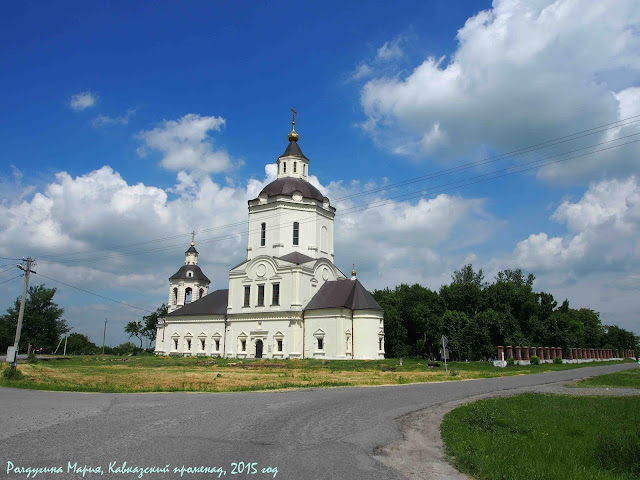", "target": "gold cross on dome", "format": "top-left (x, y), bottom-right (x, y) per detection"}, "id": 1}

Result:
top-left (191, 231), bottom-right (195, 245)
top-left (291, 107), bottom-right (297, 124)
